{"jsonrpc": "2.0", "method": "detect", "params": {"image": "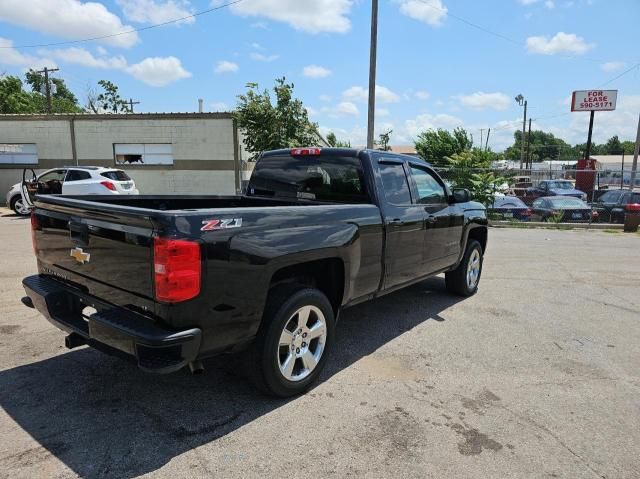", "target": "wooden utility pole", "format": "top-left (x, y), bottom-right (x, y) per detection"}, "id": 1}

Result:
top-left (366, 0), bottom-right (378, 149)
top-left (485, 128), bottom-right (490, 152)
top-left (127, 98), bottom-right (140, 113)
top-left (36, 67), bottom-right (60, 114)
